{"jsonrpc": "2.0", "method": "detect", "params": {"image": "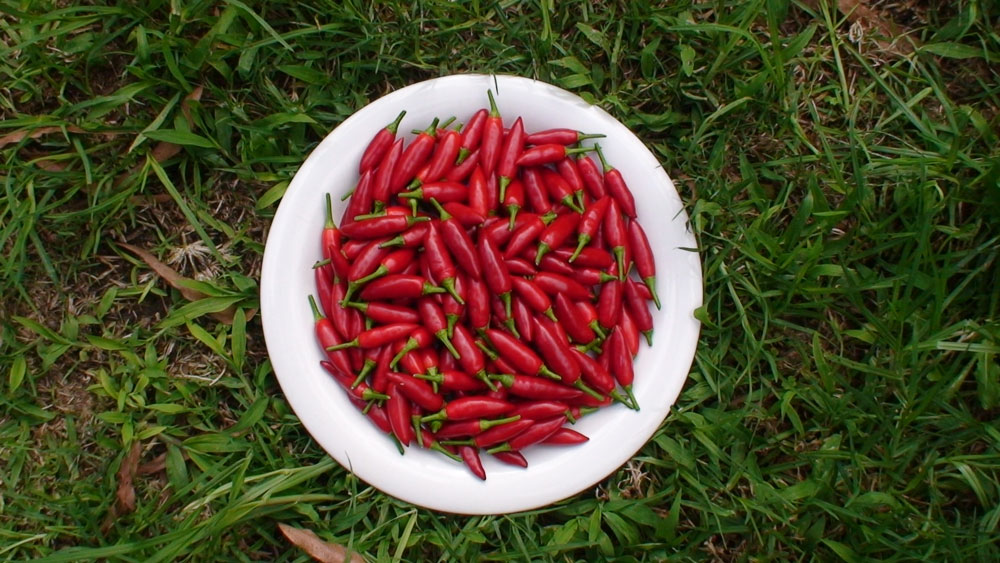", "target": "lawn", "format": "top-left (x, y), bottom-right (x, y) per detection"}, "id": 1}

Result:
top-left (1, 0), bottom-right (998, 560)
